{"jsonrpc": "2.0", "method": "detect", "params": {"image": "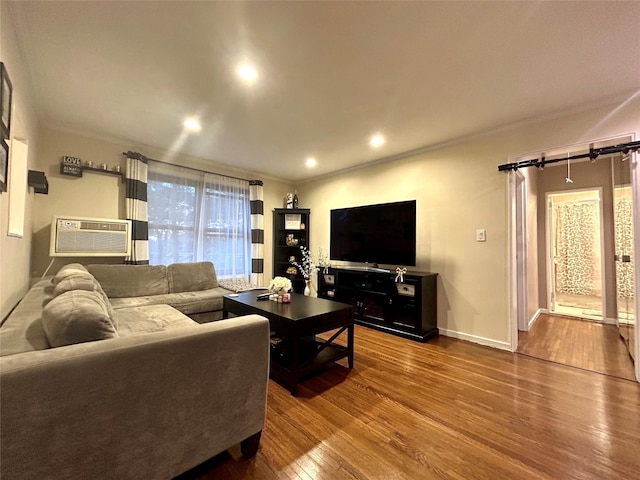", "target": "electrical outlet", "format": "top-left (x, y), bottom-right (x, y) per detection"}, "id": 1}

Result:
top-left (476, 229), bottom-right (486, 242)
